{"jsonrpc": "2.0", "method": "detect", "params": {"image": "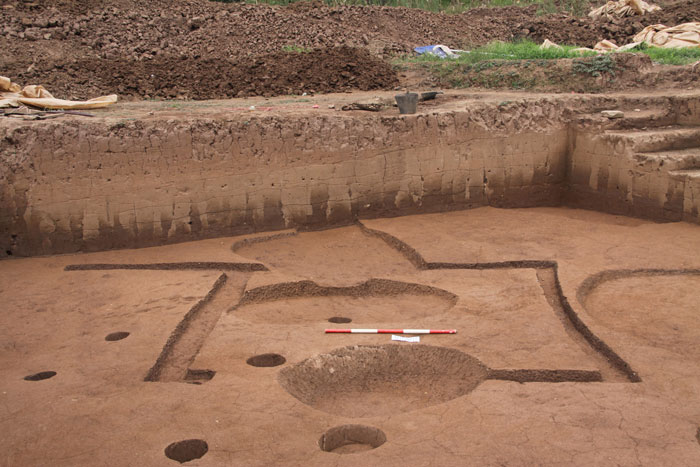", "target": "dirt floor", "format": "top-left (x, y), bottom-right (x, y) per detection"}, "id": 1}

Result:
top-left (1, 207), bottom-right (700, 465)
top-left (2, 1), bottom-right (700, 465)
top-left (2, 0), bottom-right (699, 99)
